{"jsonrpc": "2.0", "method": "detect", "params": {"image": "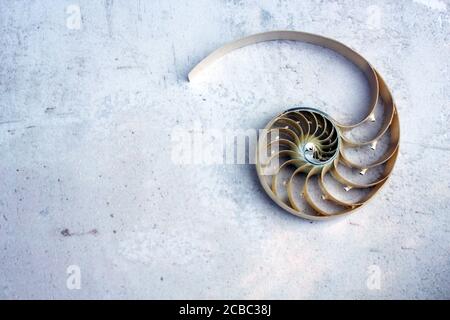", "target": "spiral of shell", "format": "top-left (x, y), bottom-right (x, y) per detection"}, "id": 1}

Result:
top-left (188, 31), bottom-right (400, 220)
